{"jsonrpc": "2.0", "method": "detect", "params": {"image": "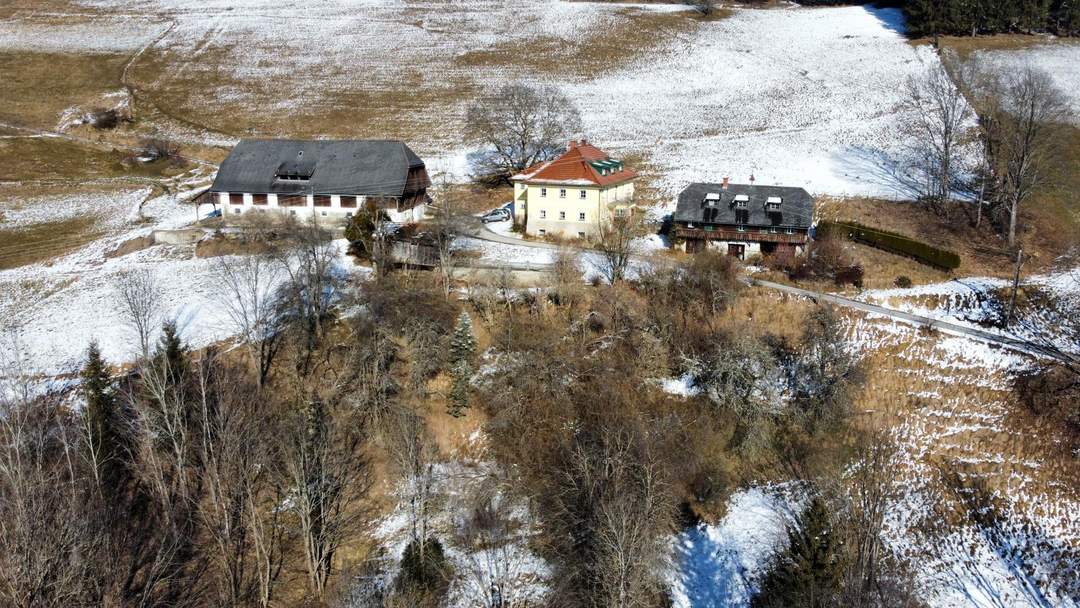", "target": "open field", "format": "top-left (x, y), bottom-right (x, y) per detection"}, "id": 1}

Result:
top-left (2, 3), bottom-right (1080, 607)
